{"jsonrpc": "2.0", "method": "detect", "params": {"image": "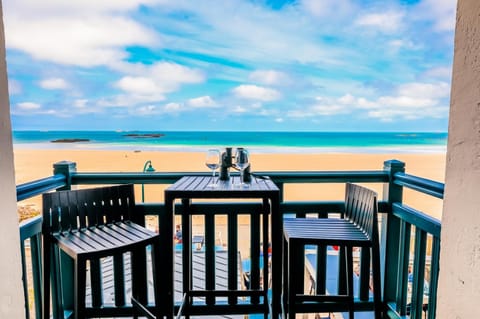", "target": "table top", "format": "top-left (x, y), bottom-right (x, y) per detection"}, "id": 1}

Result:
top-left (165, 175), bottom-right (279, 198)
